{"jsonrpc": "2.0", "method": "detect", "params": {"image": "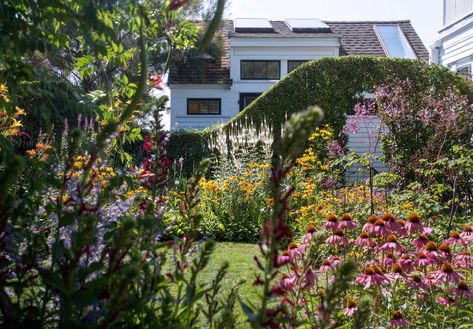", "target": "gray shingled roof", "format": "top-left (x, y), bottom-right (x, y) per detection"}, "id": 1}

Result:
top-left (168, 20), bottom-right (429, 85)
